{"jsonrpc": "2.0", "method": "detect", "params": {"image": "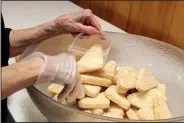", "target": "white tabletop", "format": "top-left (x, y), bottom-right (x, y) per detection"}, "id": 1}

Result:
top-left (2, 1), bottom-right (126, 122)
